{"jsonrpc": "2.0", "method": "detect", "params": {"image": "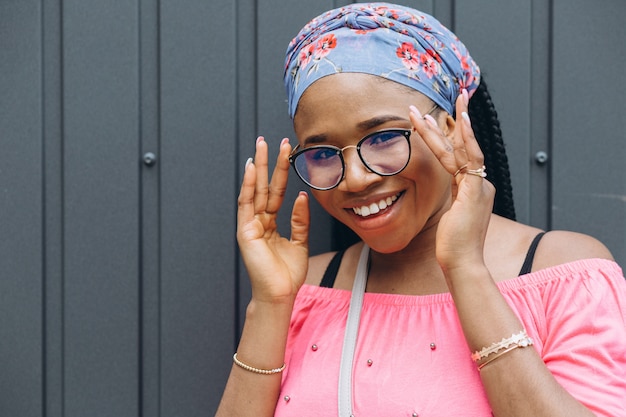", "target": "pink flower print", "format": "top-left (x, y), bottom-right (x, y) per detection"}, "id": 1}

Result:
top-left (298, 43), bottom-right (316, 70)
top-left (420, 53), bottom-right (439, 78)
top-left (458, 71), bottom-right (475, 92)
top-left (314, 34), bottom-right (337, 59)
top-left (396, 42), bottom-right (420, 71)
top-left (425, 48), bottom-right (442, 64)
top-left (380, 7), bottom-right (400, 20)
top-left (462, 56), bottom-right (472, 71)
